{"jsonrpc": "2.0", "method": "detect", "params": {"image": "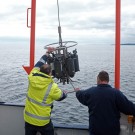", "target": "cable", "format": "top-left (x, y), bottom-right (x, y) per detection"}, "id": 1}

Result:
top-left (66, 77), bottom-right (77, 94)
top-left (57, 0), bottom-right (63, 46)
top-left (57, 0), bottom-right (61, 27)
top-left (69, 77), bottom-right (75, 90)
